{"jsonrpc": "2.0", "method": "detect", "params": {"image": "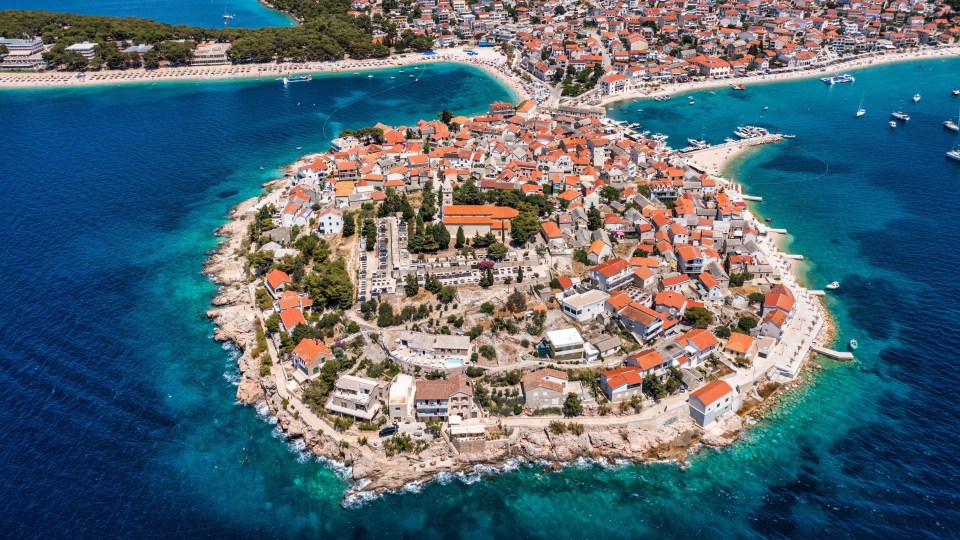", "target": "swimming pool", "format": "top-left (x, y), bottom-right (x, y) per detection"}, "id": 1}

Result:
top-left (444, 359), bottom-right (464, 368)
